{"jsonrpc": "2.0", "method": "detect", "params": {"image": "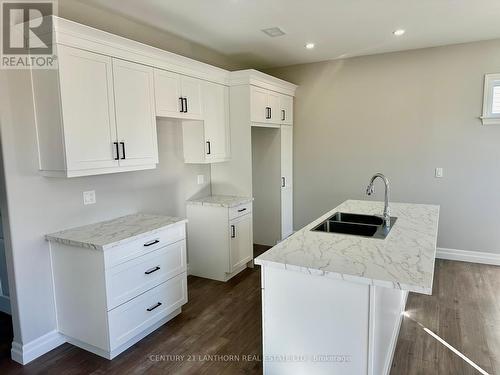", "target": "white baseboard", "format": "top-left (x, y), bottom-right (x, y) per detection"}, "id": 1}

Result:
top-left (437, 247), bottom-right (500, 266)
top-left (0, 295), bottom-right (10, 314)
top-left (11, 330), bottom-right (66, 365)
